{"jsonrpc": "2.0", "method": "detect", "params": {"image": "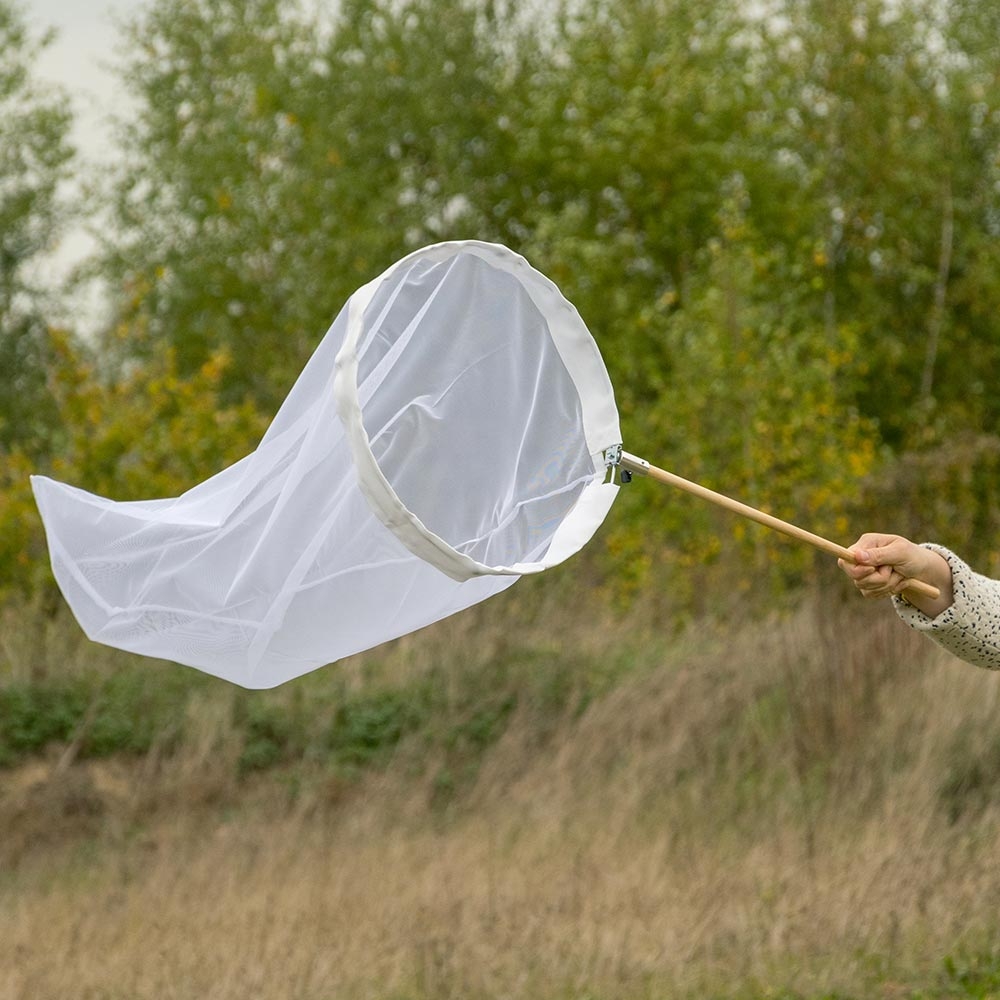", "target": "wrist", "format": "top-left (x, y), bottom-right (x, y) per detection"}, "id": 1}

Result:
top-left (907, 547), bottom-right (954, 617)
